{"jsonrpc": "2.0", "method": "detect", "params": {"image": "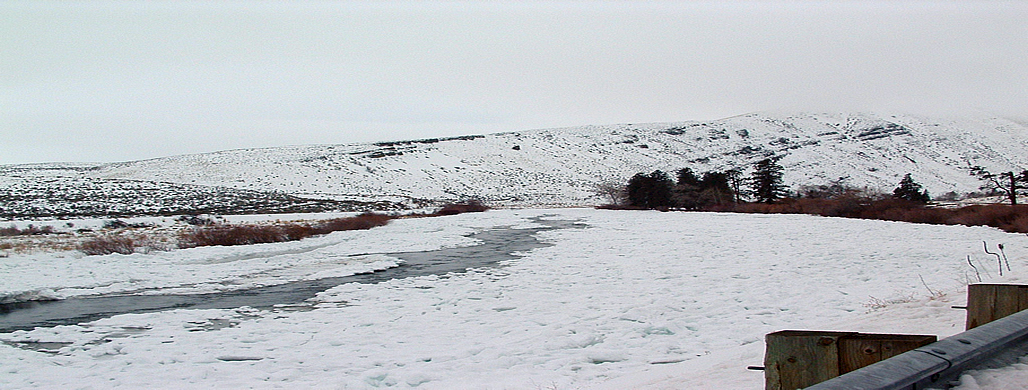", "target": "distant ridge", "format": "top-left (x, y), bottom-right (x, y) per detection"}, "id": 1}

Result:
top-left (3, 112), bottom-right (1027, 217)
